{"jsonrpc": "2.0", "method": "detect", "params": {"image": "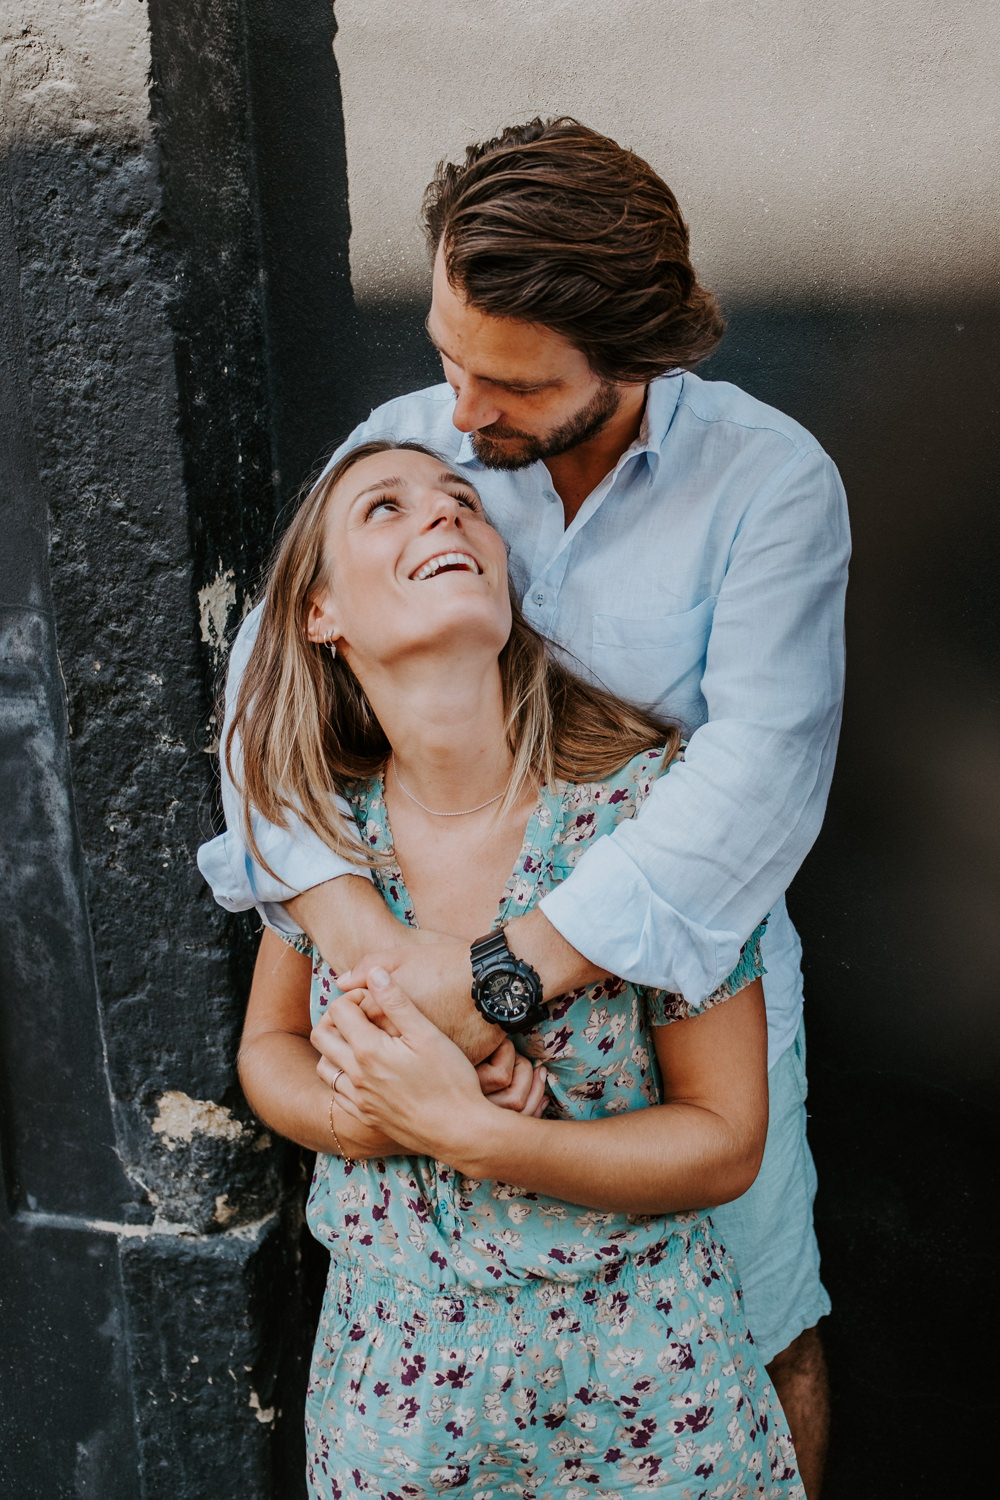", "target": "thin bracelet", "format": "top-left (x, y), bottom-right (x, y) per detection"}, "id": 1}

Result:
top-left (328, 1094), bottom-right (356, 1167)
